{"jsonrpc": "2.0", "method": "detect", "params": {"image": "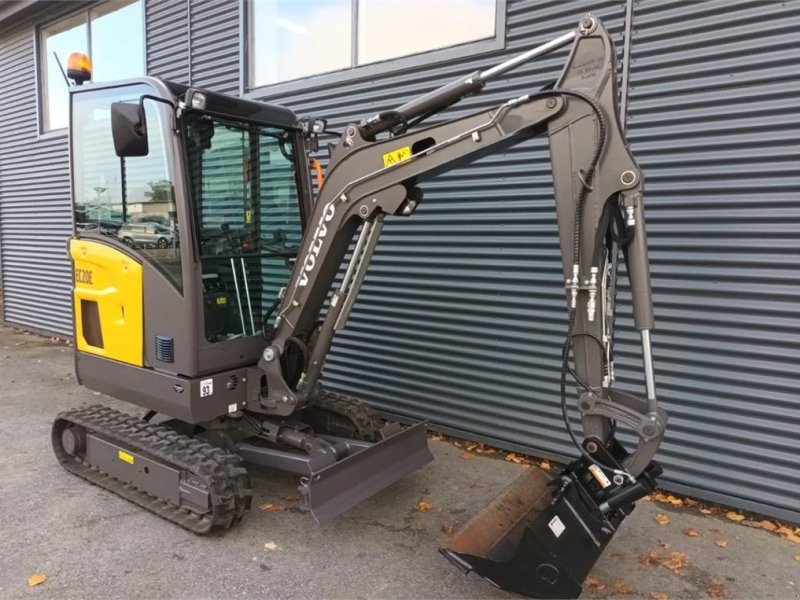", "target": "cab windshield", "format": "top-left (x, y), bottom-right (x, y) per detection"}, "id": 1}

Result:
top-left (183, 113), bottom-right (303, 342)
